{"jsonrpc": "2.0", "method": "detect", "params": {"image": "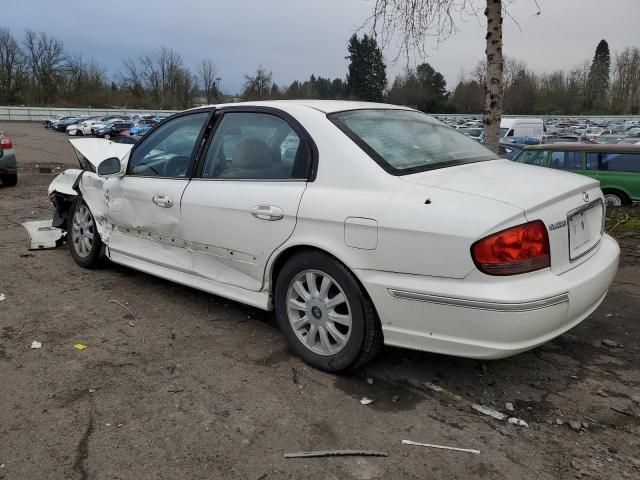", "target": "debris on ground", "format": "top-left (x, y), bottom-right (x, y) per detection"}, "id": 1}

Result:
top-left (21, 220), bottom-right (64, 250)
top-left (284, 450), bottom-right (388, 459)
top-left (109, 299), bottom-right (145, 343)
top-left (402, 439), bottom-right (480, 455)
top-left (472, 404), bottom-right (506, 421)
top-left (0, 293), bottom-right (5, 302)
top-left (601, 339), bottom-right (621, 348)
top-left (366, 377), bottom-right (374, 385)
top-left (360, 397), bottom-right (375, 405)
top-left (30, 341), bottom-right (41, 349)
top-left (392, 395), bottom-right (400, 402)
top-left (508, 417), bottom-right (529, 427)
top-left (569, 420), bottom-right (582, 431)
top-left (505, 402), bottom-right (514, 411)
top-left (291, 367), bottom-right (299, 385)
top-left (73, 343), bottom-right (87, 350)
